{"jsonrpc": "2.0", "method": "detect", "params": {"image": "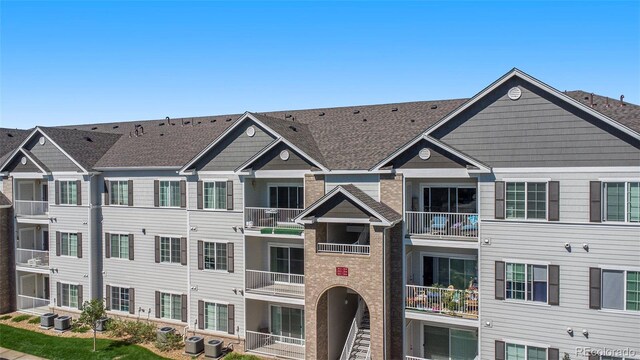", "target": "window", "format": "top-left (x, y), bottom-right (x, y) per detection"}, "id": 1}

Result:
top-left (270, 246), bottom-right (304, 275)
top-left (110, 181), bottom-right (129, 206)
top-left (61, 233), bottom-right (78, 257)
top-left (506, 263), bottom-right (547, 303)
top-left (603, 182), bottom-right (640, 222)
top-left (203, 242), bottom-right (227, 270)
top-left (506, 182), bottom-right (546, 219)
top-left (424, 256), bottom-right (477, 290)
top-left (159, 181), bottom-right (181, 207)
top-left (505, 343), bottom-right (546, 360)
top-left (160, 293), bottom-right (182, 321)
top-left (269, 185), bottom-right (304, 209)
top-left (110, 234), bottom-right (129, 259)
top-left (204, 181), bottom-right (227, 209)
top-left (110, 287), bottom-right (130, 312)
top-left (204, 302), bottom-right (228, 332)
top-left (423, 325), bottom-right (477, 360)
top-left (422, 186), bottom-right (477, 213)
top-left (60, 181), bottom-right (78, 205)
top-left (61, 283), bottom-right (79, 308)
top-left (160, 237), bottom-right (181, 263)
top-left (602, 269), bottom-right (640, 311)
top-left (270, 306), bottom-right (304, 339)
